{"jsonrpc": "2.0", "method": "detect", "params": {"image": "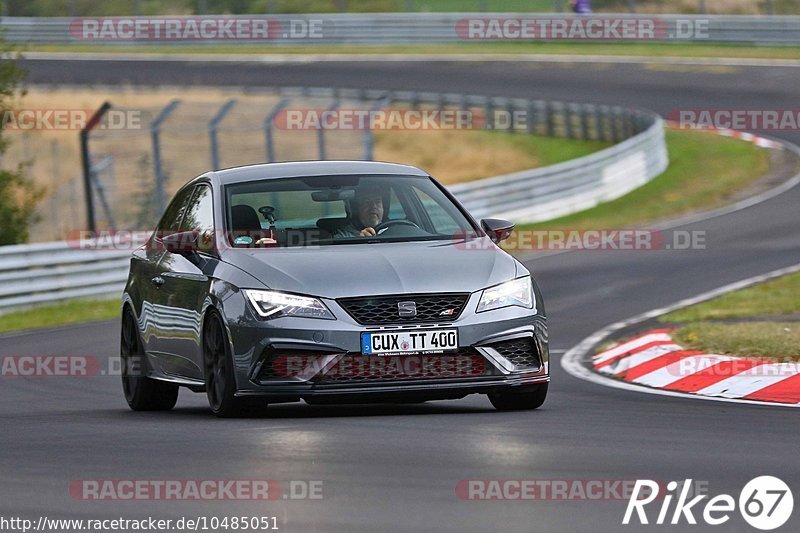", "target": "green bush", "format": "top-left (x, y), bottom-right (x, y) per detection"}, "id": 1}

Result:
top-left (0, 41), bottom-right (43, 246)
